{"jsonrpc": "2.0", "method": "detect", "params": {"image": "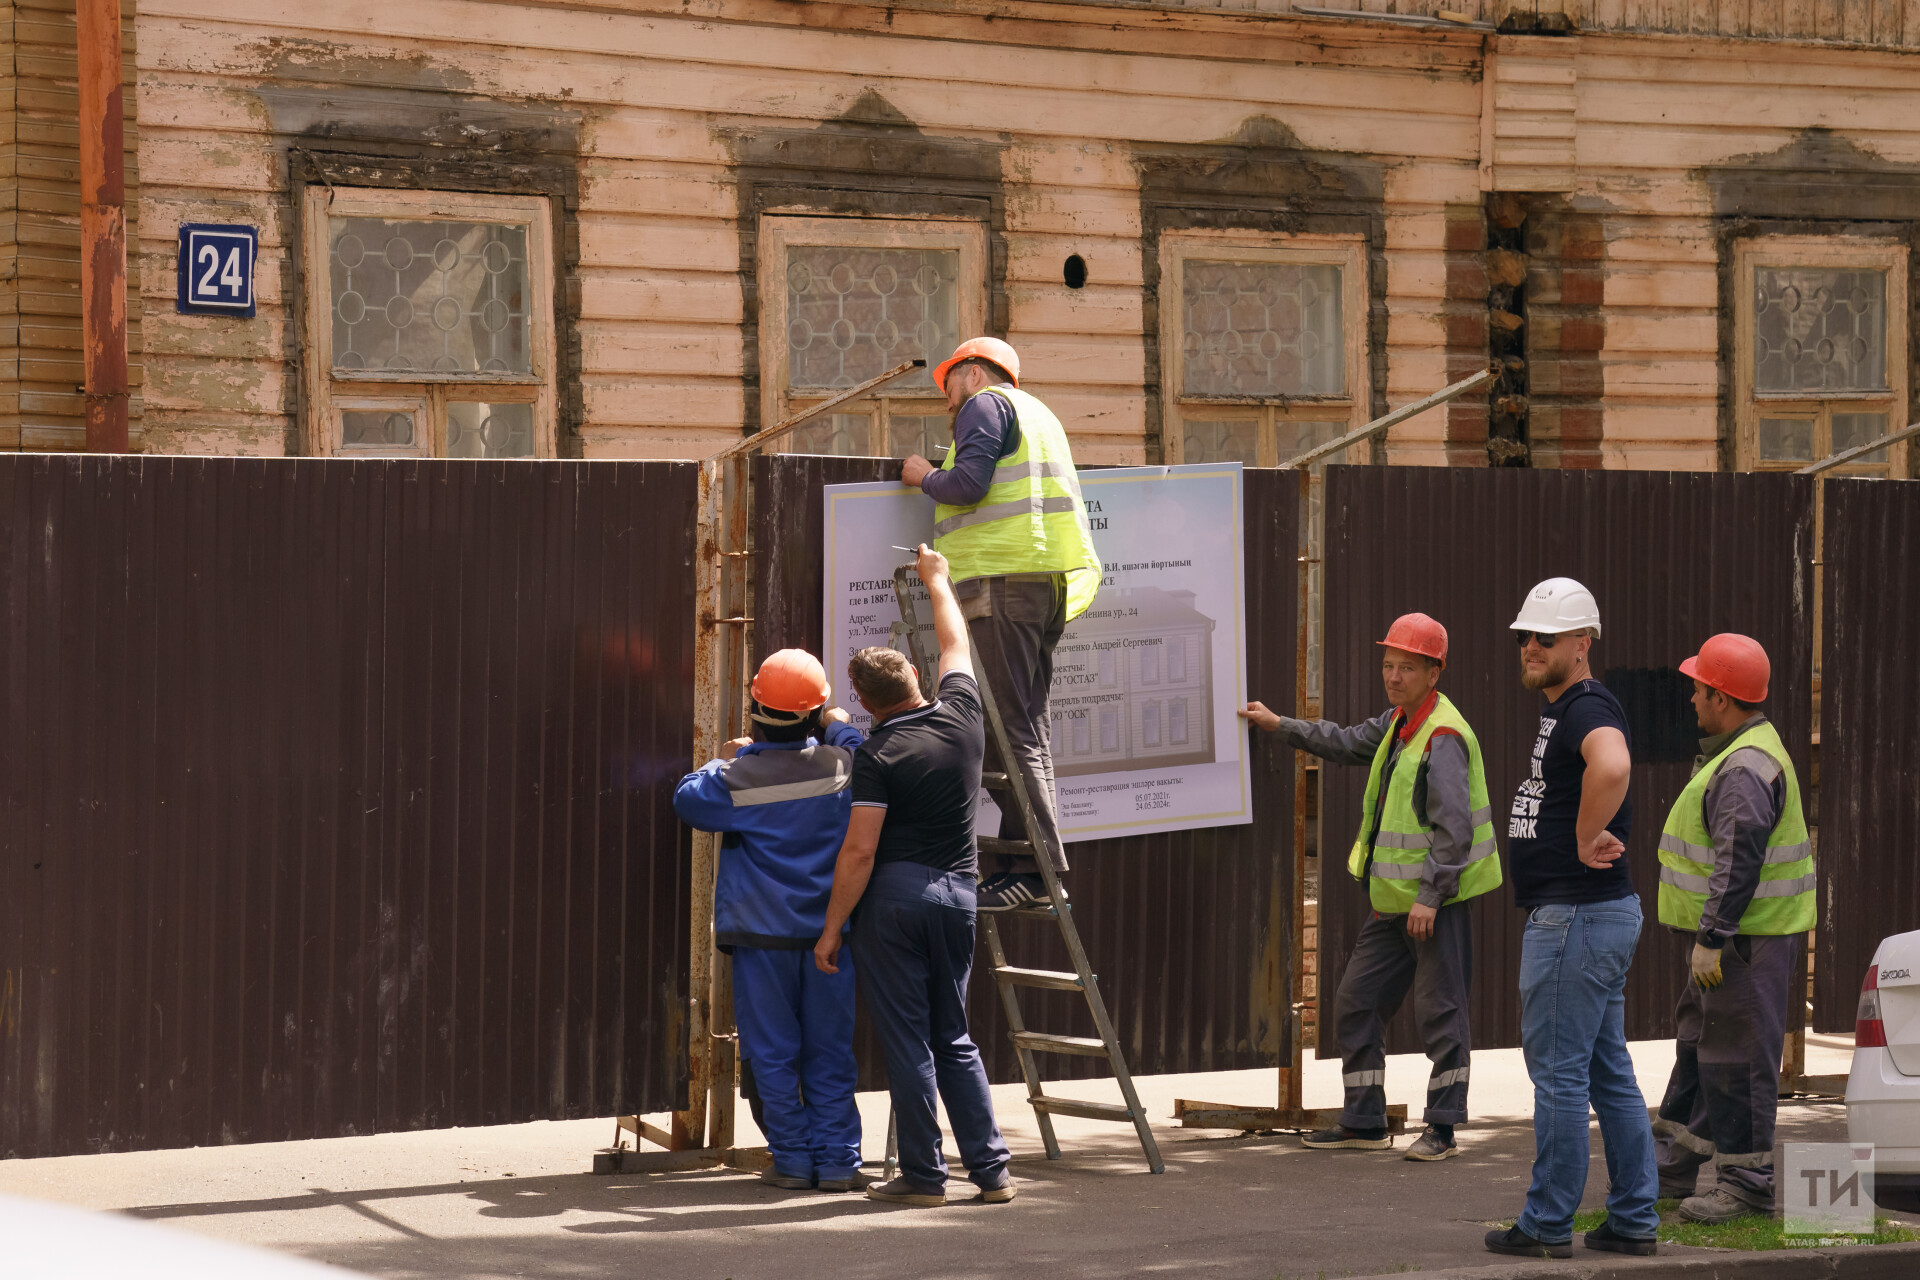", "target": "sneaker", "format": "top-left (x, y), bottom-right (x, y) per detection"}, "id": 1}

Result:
top-left (1679, 1186), bottom-right (1762, 1224)
top-left (976, 872), bottom-right (1051, 912)
top-left (1583, 1220), bottom-right (1658, 1256)
top-left (759, 1169), bottom-right (813, 1190)
top-left (1403, 1126), bottom-right (1458, 1161)
top-left (865, 1176), bottom-right (946, 1207)
top-left (1300, 1125), bottom-right (1391, 1150)
top-left (815, 1171), bottom-right (872, 1194)
top-left (1484, 1226), bottom-right (1571, 1259)
top-left (977, 1176), bottom-right (1017, 1204)
top-left (1658, 1178), bottom-right (1696, 1199)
